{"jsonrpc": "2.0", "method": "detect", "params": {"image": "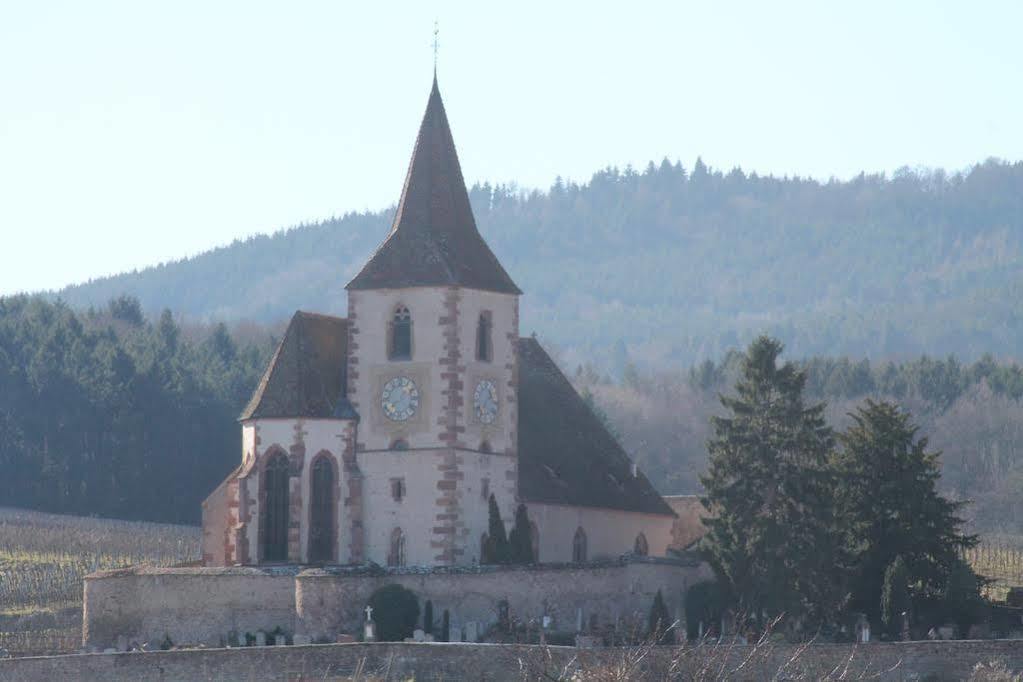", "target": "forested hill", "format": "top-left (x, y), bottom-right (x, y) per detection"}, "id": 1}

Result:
top-left (58, 159), bottom-right (1023, 368)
